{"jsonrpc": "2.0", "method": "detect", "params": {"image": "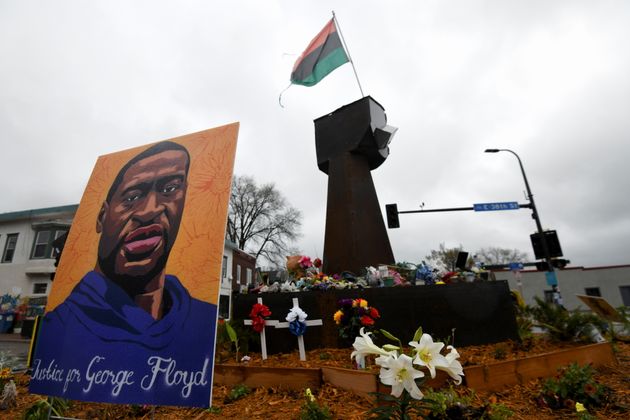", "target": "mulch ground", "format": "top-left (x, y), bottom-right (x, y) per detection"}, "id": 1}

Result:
top-left (4, 338), bottom-right (629, 419)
